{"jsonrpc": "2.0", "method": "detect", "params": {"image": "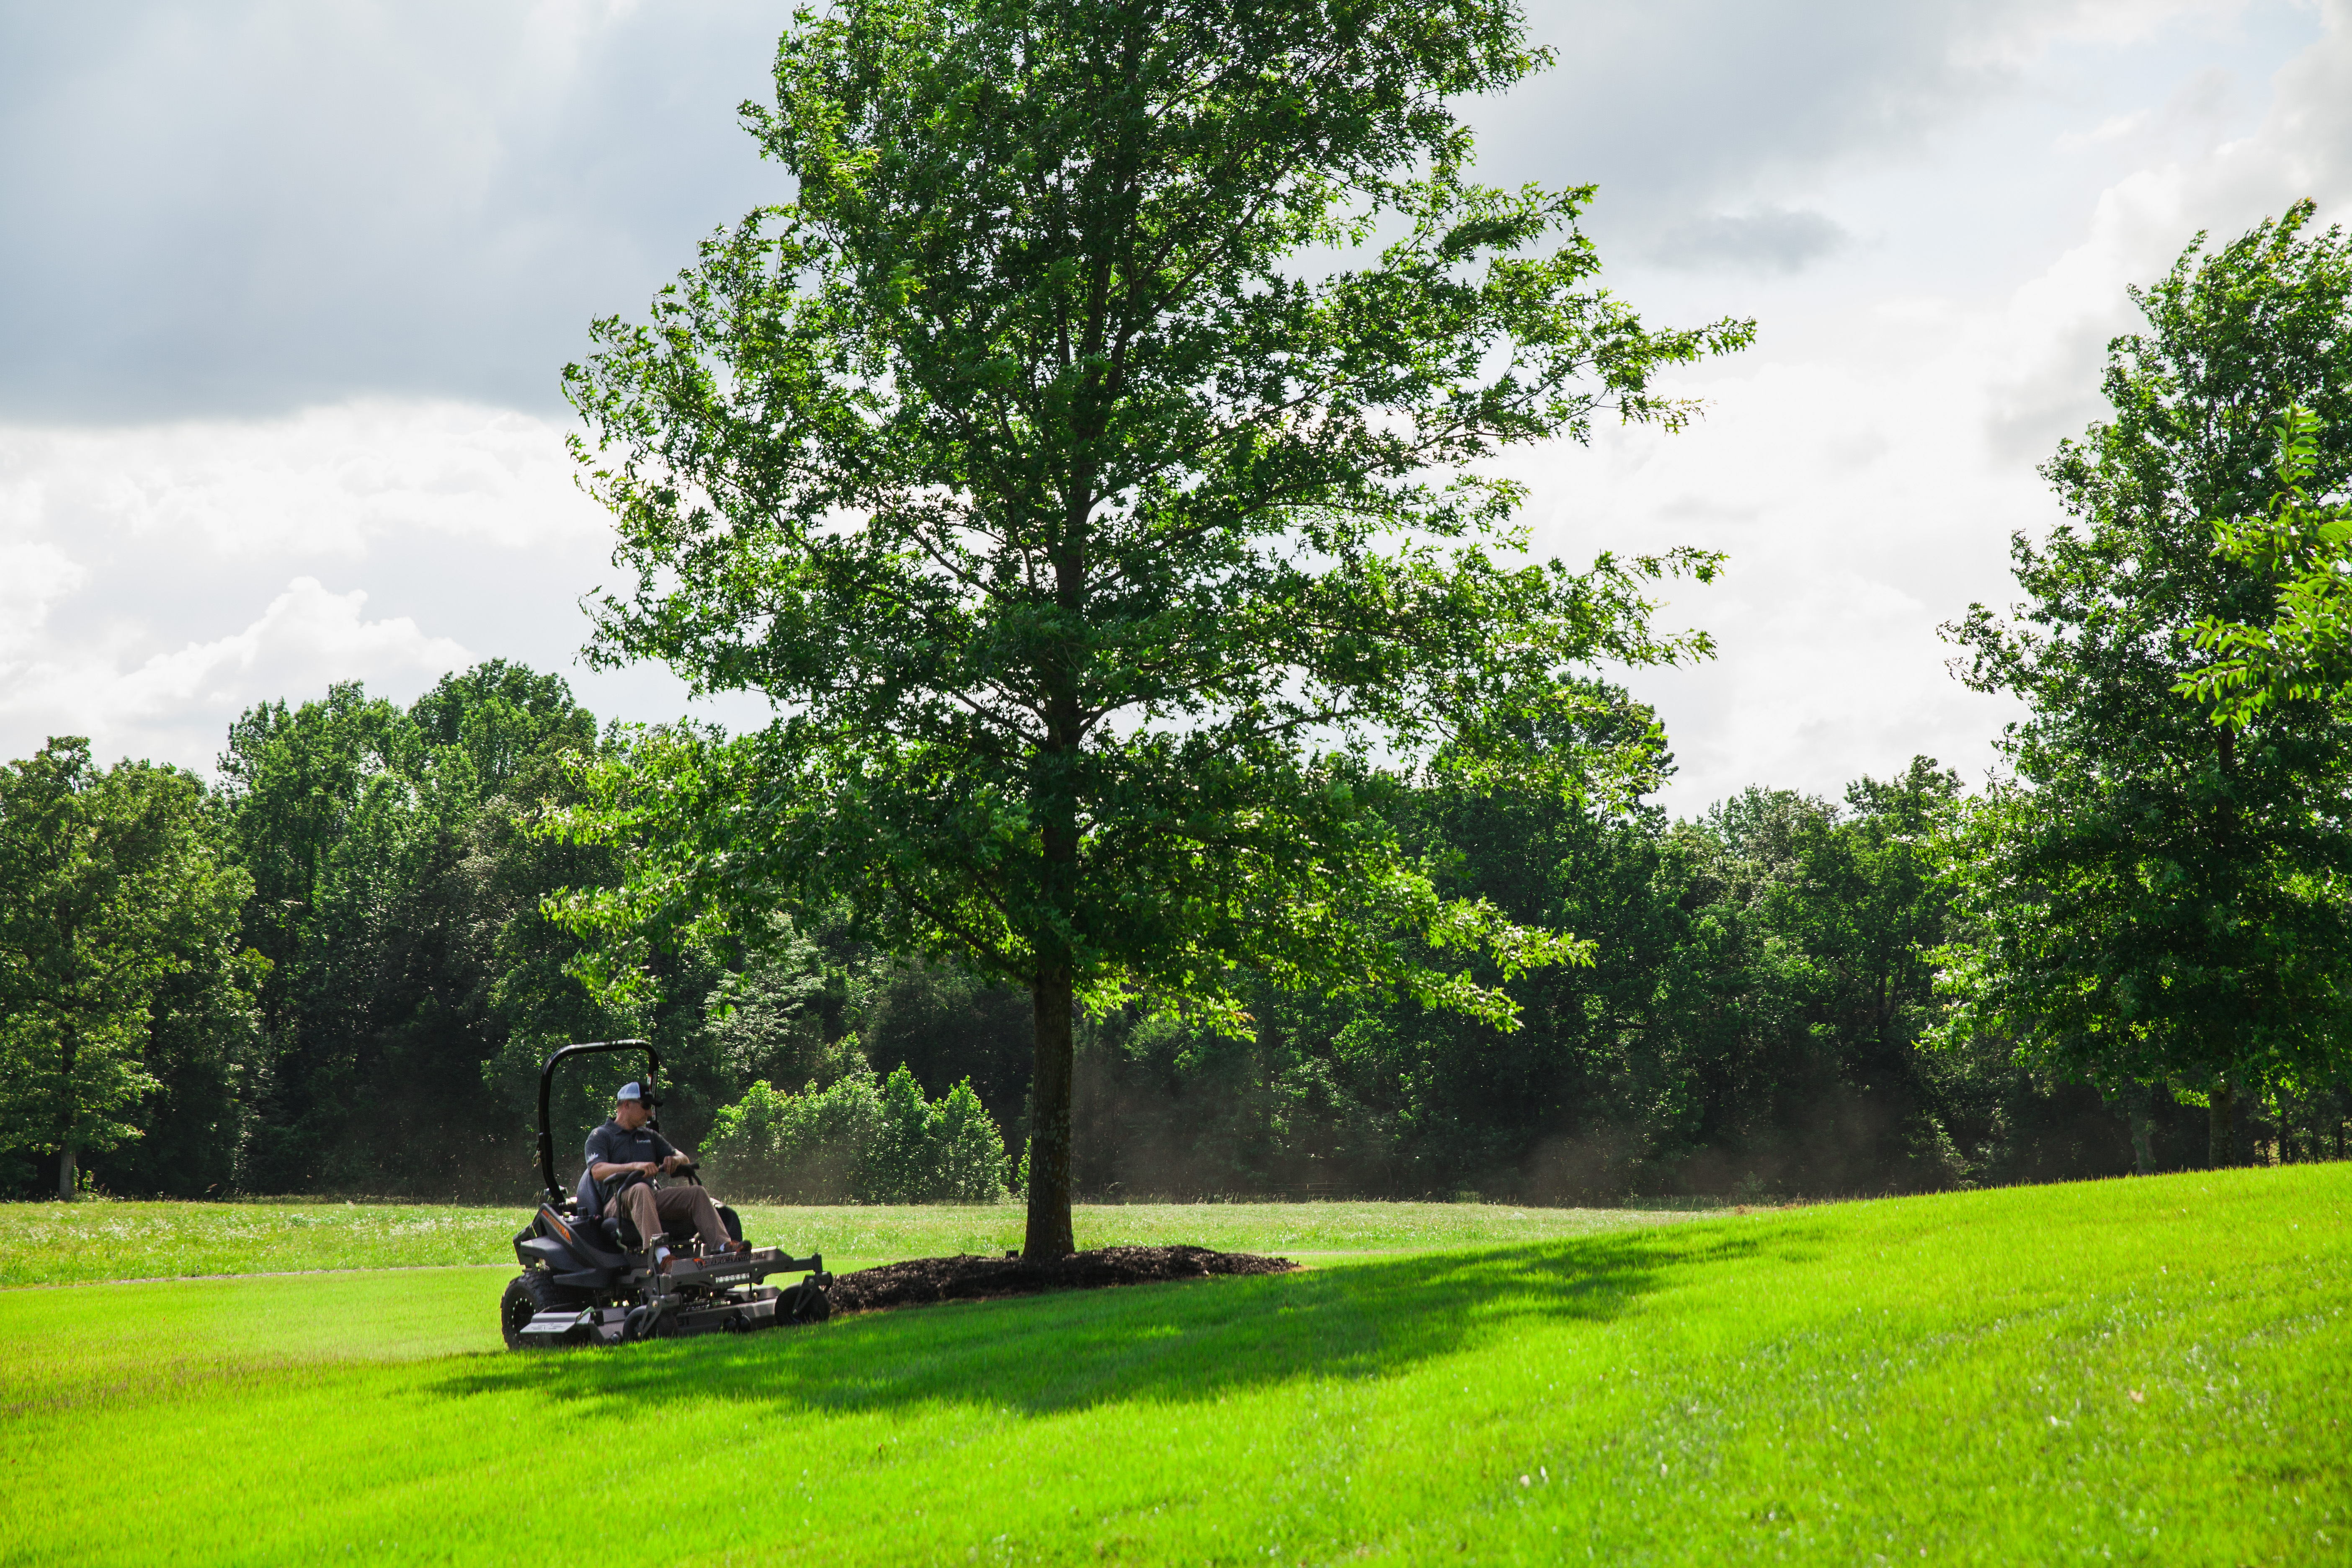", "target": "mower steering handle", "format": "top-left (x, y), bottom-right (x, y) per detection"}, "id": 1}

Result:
top-left (610, 1160), bottom-right (700, 1194)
